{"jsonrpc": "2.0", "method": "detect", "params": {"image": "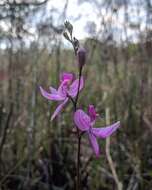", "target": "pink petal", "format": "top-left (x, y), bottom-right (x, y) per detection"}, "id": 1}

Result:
top-left (88, 132), bottom-right (100, 157)
top-left (60, 72), bottom-right (73, 82)
top-left (57, 81), bottom-right (68, 98)
top-left (49, 87), bottom-right (58, 94)
top-left (40, 86), bottom-right (65, 101)
top-left (68, 76), bottom-right (84, 97)
top-left (92, 121), bottom-right (120, 138)
top-left (88, 105), bottom-right (99, 122)
top-left (74, 109), bottom-right (91, 131)
top-left (51, 98), bottom-right (69, 121)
